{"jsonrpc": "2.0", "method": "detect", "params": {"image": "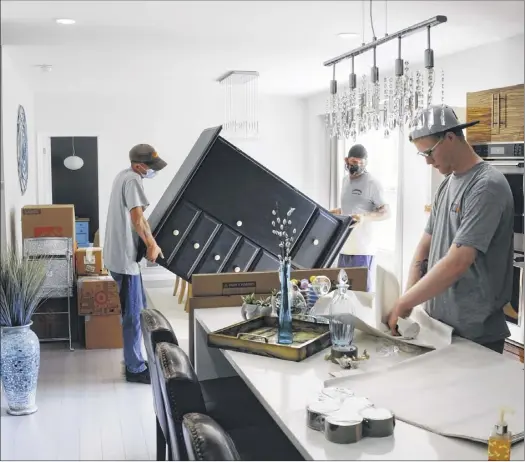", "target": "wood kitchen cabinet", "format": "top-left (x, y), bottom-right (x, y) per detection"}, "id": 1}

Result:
top-left (139, 126), bottom-right (353, 282)
top-left (466, 84), bottom-right (524, 143)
